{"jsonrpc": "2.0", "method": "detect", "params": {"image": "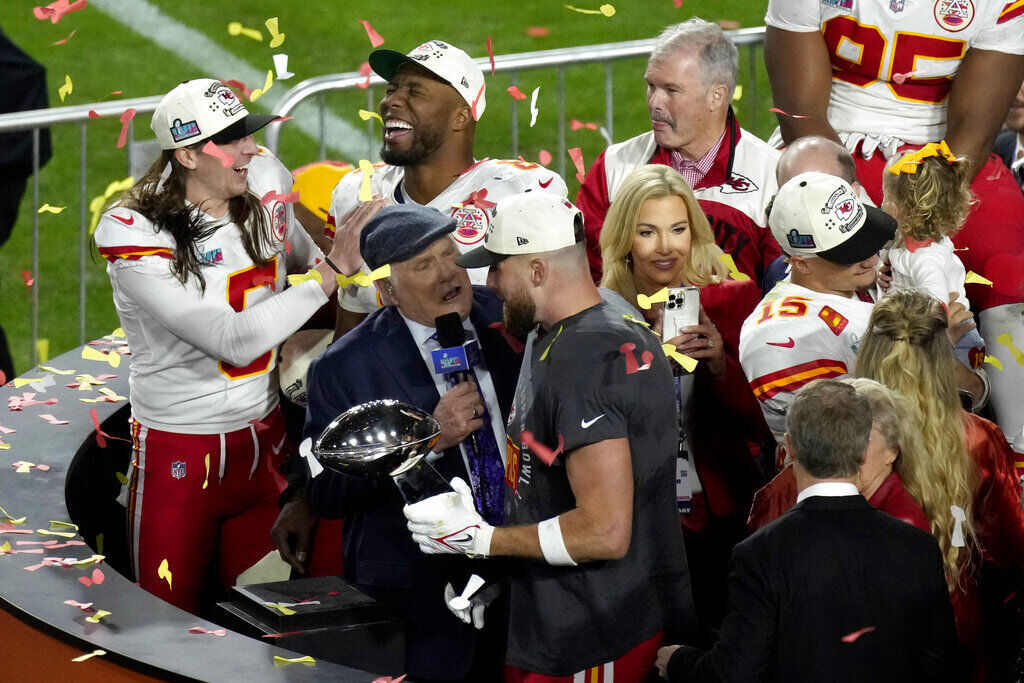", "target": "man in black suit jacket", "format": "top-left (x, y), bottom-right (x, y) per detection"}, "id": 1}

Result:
top-left (280, 204), bottom-right (522, 681)
top-left (657, 379), bottom-right (959, 682)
